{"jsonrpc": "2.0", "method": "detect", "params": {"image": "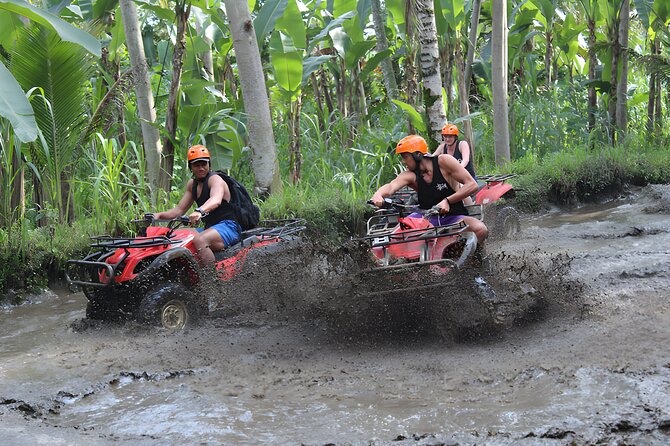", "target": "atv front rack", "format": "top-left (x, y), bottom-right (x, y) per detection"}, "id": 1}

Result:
top-left (88, 235), bottom-right (178, 249)
top-left (65, 235), bottom-right (183, 288)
